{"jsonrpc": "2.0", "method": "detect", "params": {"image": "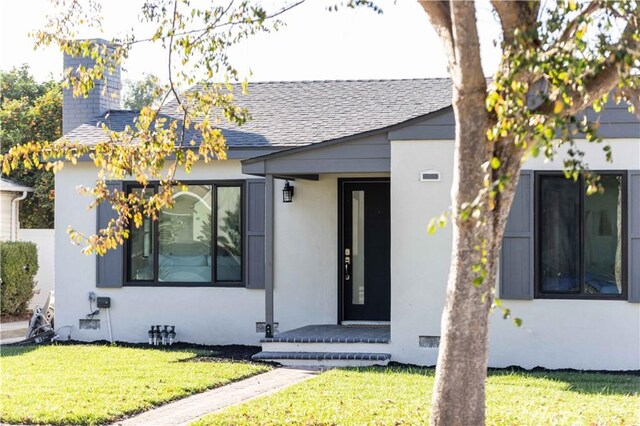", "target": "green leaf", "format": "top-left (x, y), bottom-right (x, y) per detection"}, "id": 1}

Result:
top-left (490, 157), bottom-right (501, 170)
top-left (427, 218), bottom-right (437, 235)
